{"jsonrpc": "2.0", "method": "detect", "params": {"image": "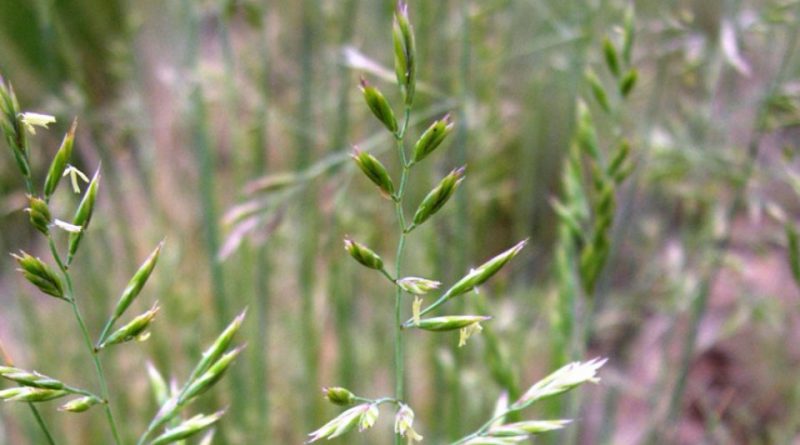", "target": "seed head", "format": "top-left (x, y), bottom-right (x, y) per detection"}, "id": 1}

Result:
top-left (12, 251), bottom-right (65, 300)
top-left (411, 166), bottom-right (465, 227)
top-left (343, 236), bottom-right (384, 270)
top-left (414, 315), bottom-right (490, 332)
top-left (43, 119), bottom-right (76, 197)
top-left (323, 387), bottom-right (355, 406)
top-left (59, 395), bottom-right (102, 413)
top-left (26, 196), bottom-right (52, 235)
top-left (412, 114), bottom-right (454, 164)
top-left (397, 276), bottom-right (441, 295)
top-left (360, 77), bottom-right (398, 134)
top-left (444, 239), bottom-right (528, 300)
top-left (351, 147), bottom-right (395, 200)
